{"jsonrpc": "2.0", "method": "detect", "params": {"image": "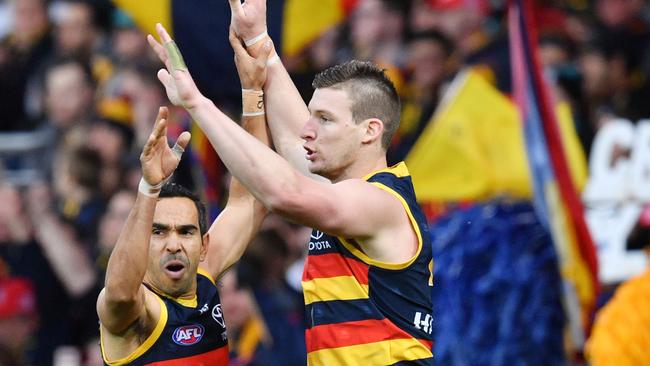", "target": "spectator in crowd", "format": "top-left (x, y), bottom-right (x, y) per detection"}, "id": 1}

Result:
top-left (0, 277), bottom-right (38, 366)
top-left (110, 10), bottom-right (150, 65)
top-left (51, 145), bottom-right (105, 245)
top-left (220, 269), bottom-right (272, 366)
top-left (0, 183), bottom-right (76, 365)
top-left (246, 230), bottom-right (307, 366)
top-left (43, 57), bottom-right (95, 131)
top-left (87, 119), bottom-right (133, 198)
top-left (389, 29), bottom-right (455, 164)
top-left (0, 0), bottom-right (52, 131)
top-left (51, 0), bottom-right (99, 60)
